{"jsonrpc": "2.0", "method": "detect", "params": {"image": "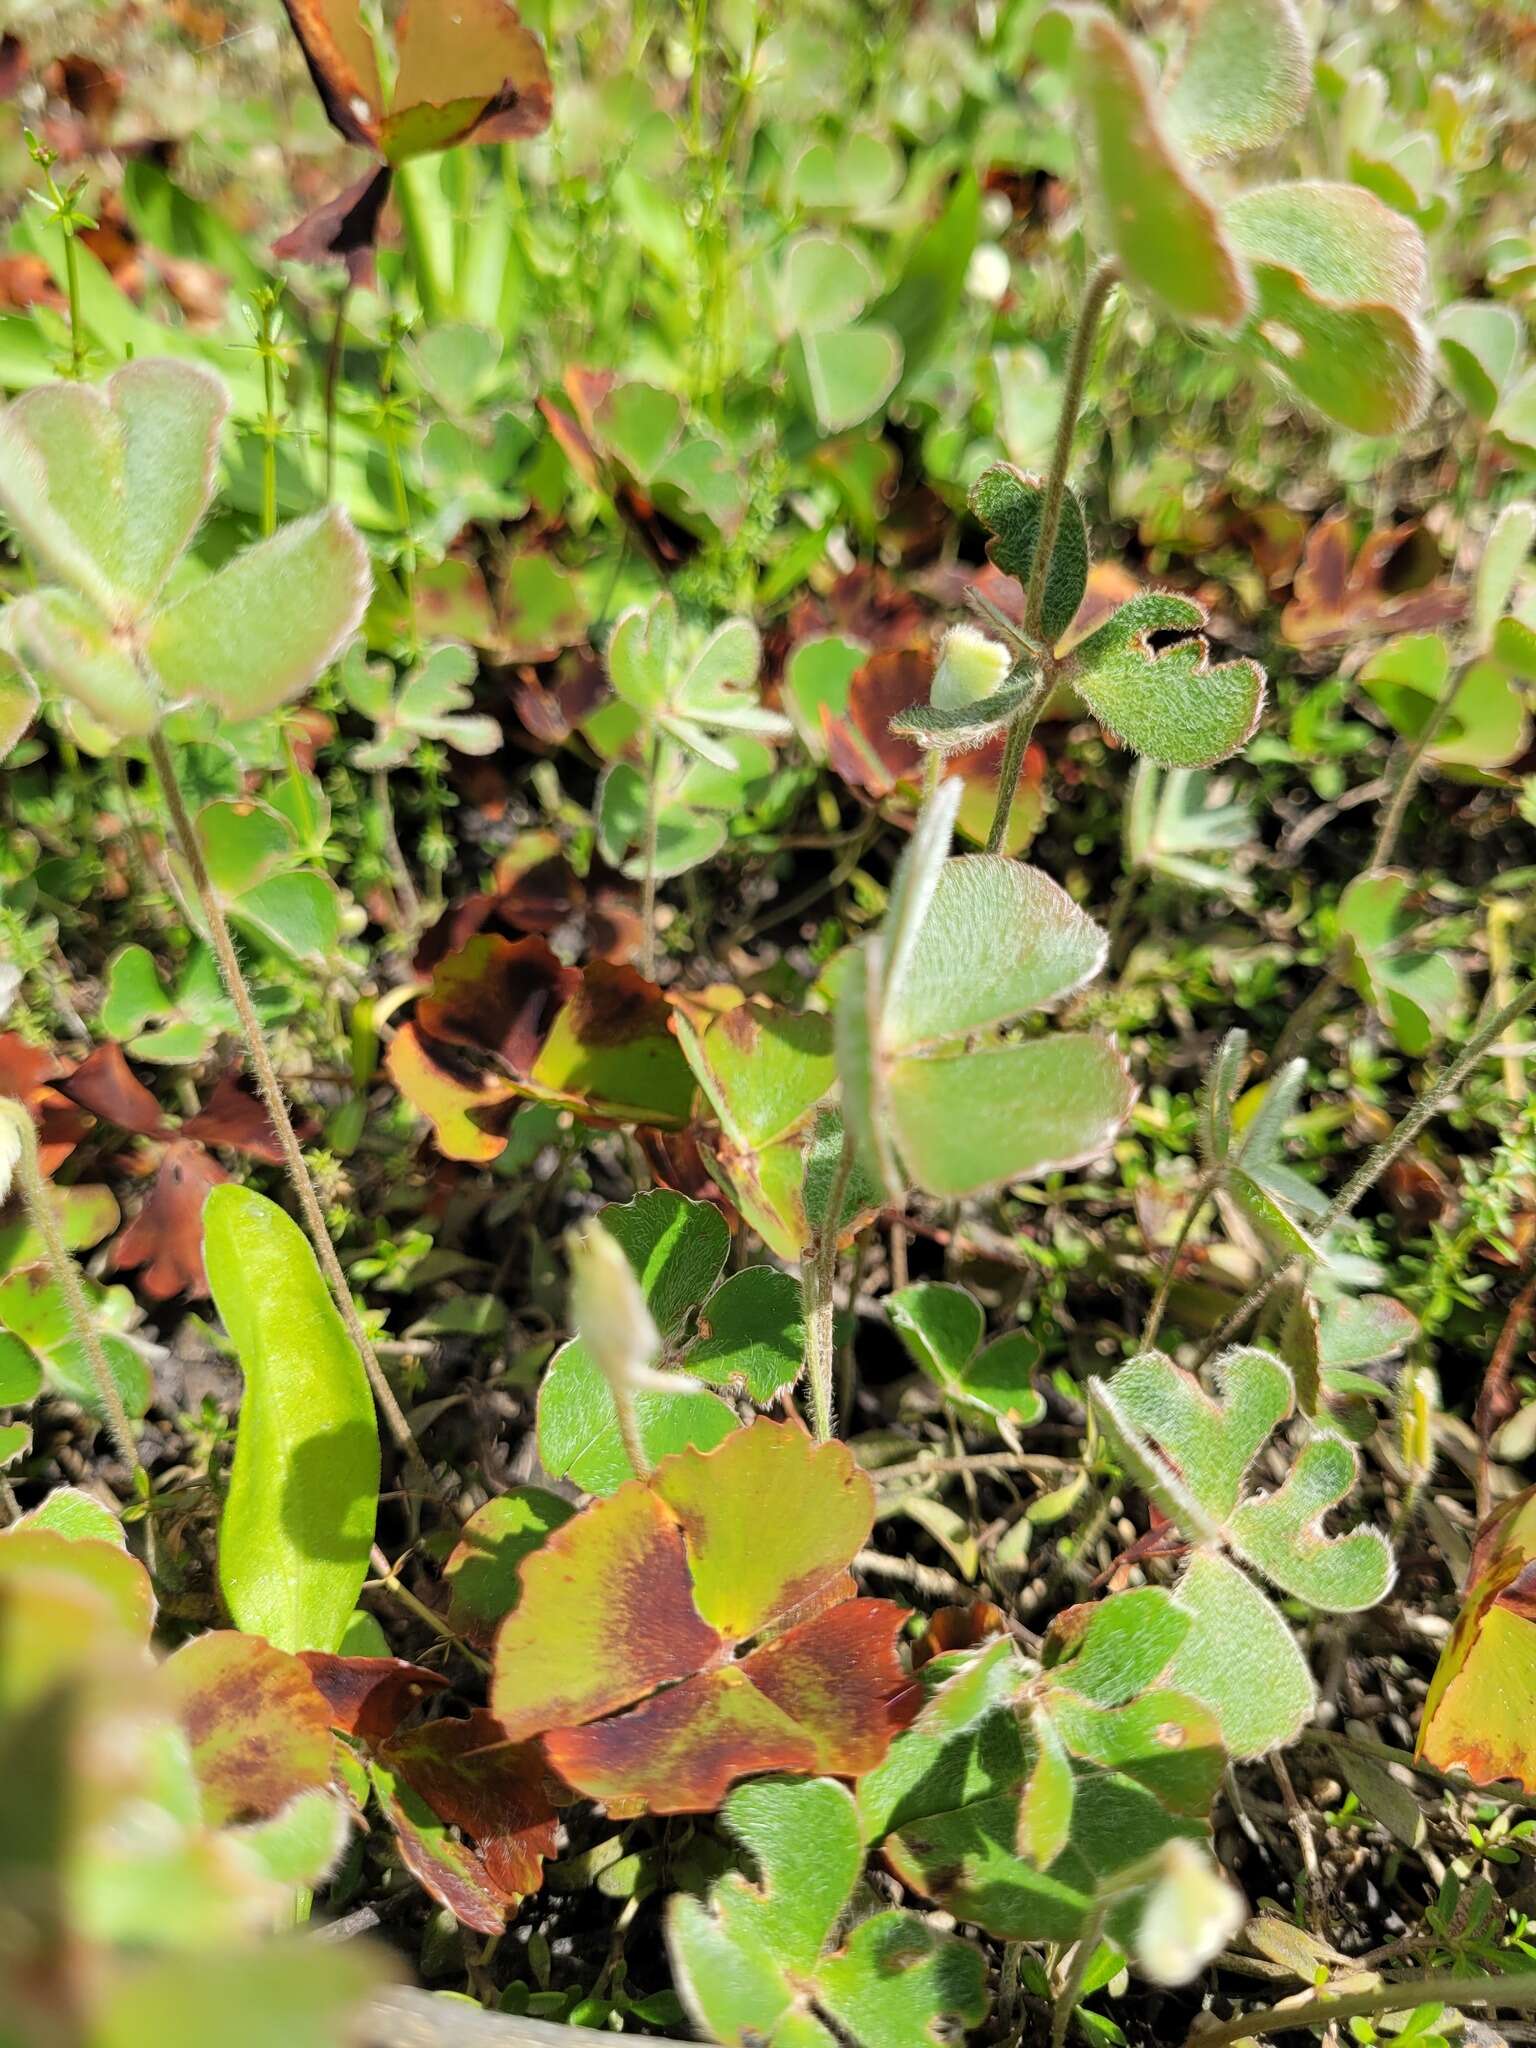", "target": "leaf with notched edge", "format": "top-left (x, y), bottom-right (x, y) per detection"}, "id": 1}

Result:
top-left (491, 1420), bottom-right (914, 1814)
top-left (1064, 592), bottom-right (1265, 769)
top-left (389, 935), bottom-right (694, 1157)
